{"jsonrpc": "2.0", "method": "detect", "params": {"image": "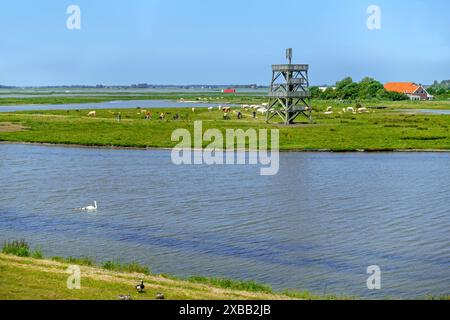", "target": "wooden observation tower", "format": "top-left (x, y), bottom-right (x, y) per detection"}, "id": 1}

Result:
top-left (266, 48), bottom-right (312, 124)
